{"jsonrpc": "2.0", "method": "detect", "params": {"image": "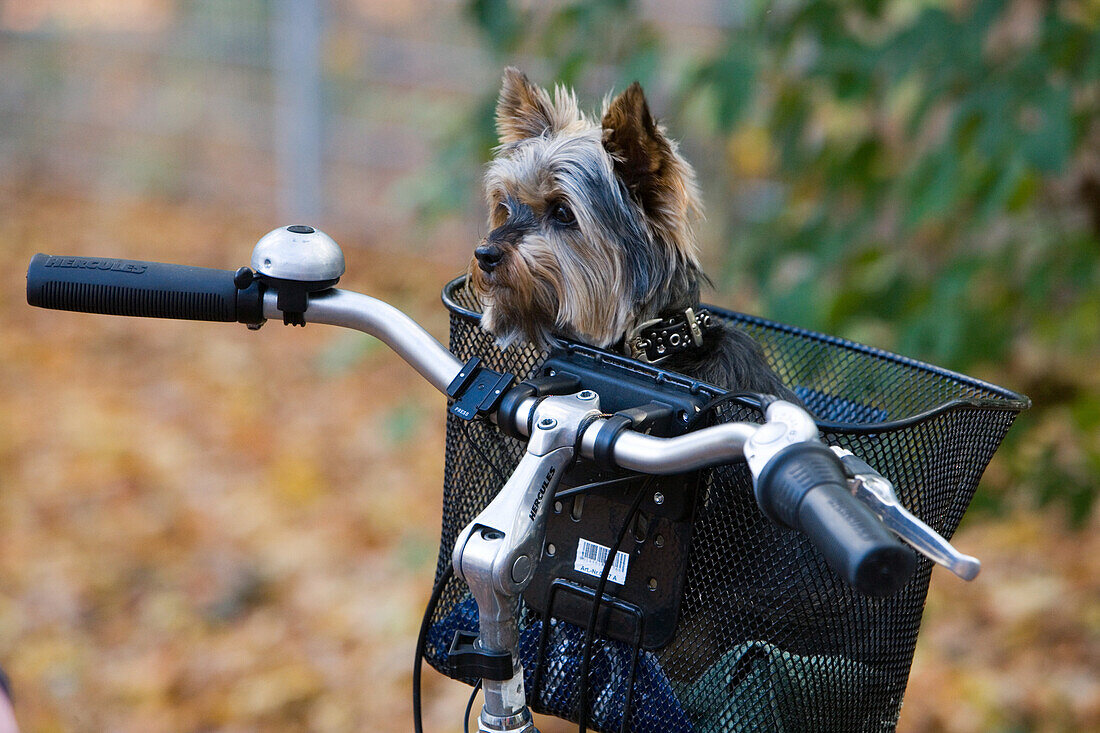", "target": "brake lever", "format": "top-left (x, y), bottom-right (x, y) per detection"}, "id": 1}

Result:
top-left (830, 448), bottom-right (981, 580)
